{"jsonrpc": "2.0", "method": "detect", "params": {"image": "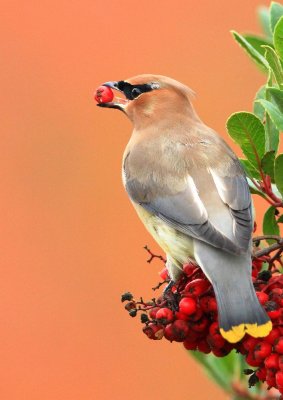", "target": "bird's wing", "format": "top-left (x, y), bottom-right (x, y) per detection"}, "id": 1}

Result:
top-left (209, 167), bottom-right (253, 252)
top-left (125, 173), bottom-right (246, 256)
